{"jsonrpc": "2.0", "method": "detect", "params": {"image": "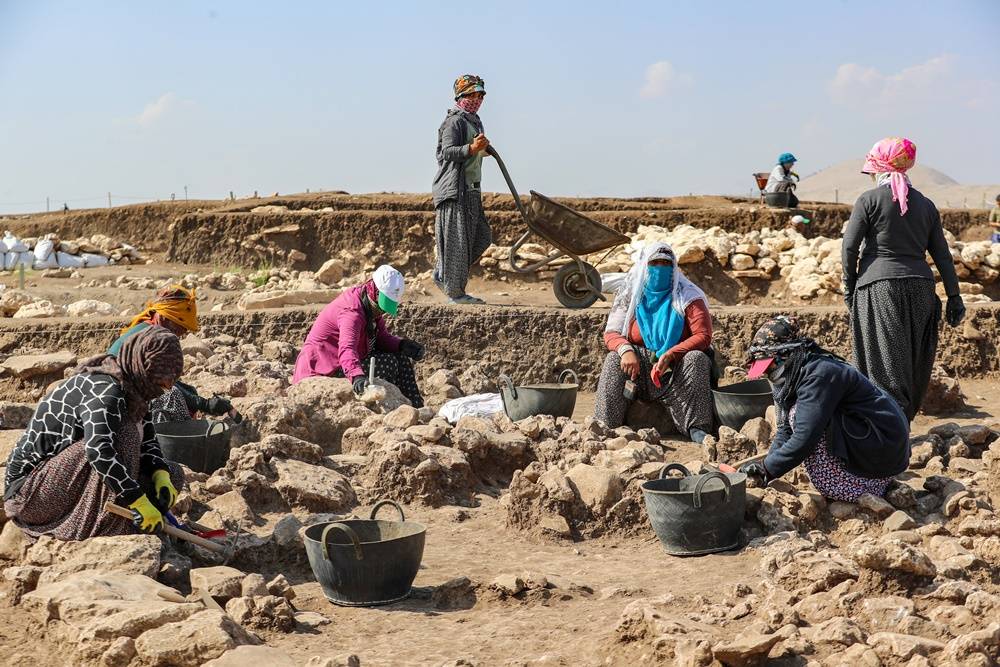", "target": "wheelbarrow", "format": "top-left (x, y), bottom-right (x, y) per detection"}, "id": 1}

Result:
top-left (487, 146), bottom-right (631, 309)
